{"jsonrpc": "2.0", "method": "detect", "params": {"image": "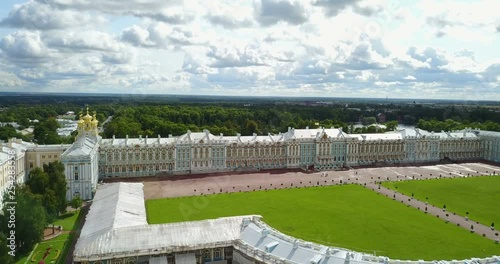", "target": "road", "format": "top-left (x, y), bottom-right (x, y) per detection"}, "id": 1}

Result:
top-left (98, 115), bottom-right (113, 133)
